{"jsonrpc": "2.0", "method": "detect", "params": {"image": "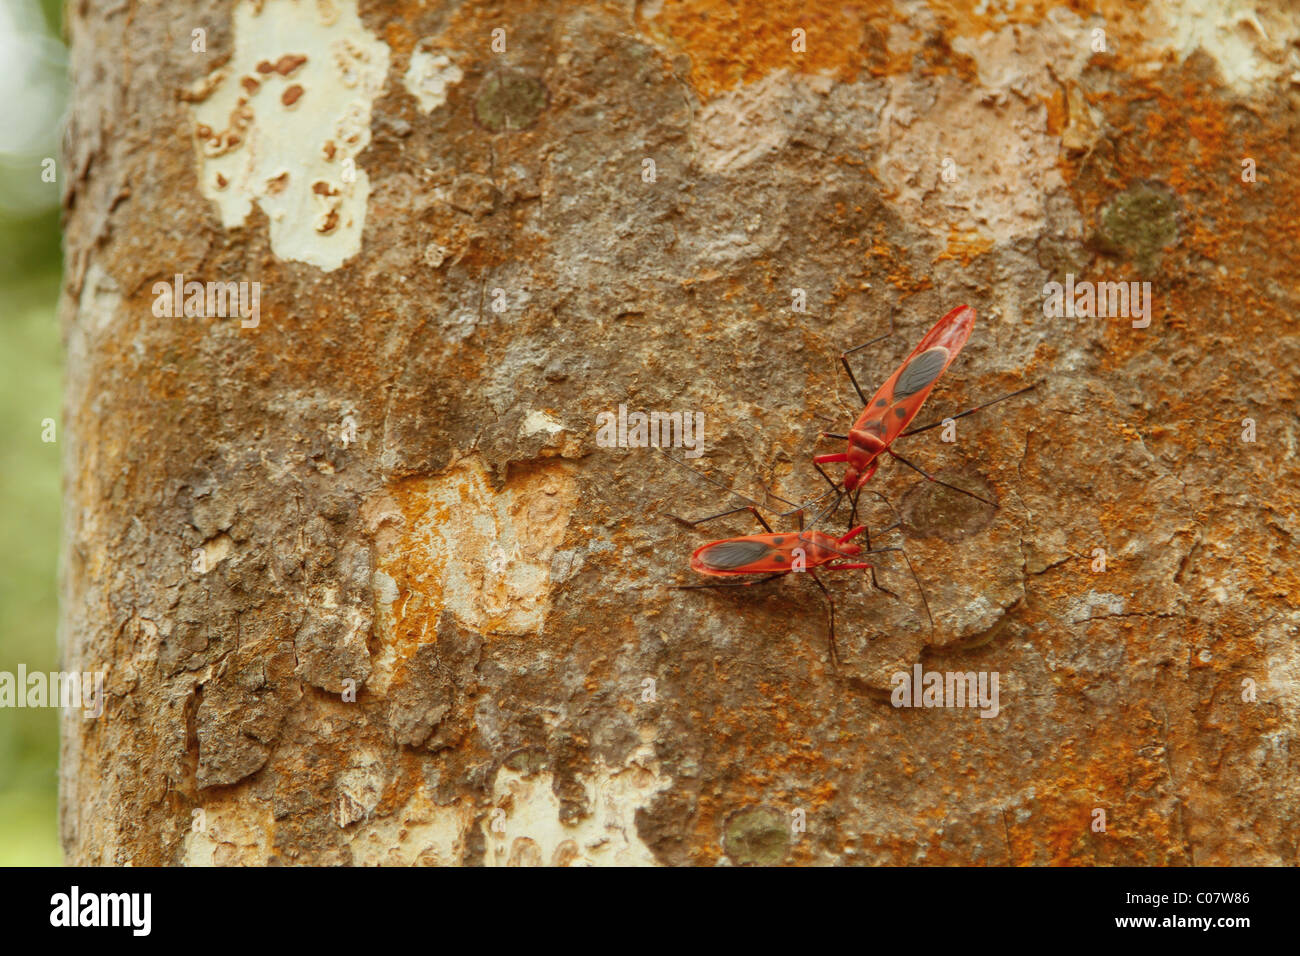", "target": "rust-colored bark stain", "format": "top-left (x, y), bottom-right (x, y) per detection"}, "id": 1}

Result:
top-left (59, 0), bottom-right (1299, 865)
top-left (370, 457), bottom-right (578, 658)
top-left (639, 1), bottom-right (897, 95)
